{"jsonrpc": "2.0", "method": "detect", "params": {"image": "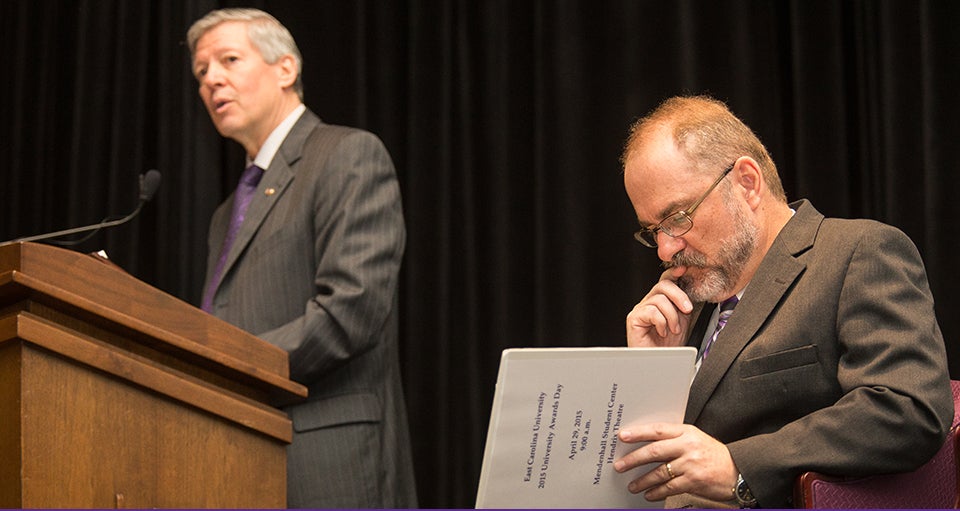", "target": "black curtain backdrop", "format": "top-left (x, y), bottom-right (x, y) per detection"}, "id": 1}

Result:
top-left (3, 0), bottom-right (959, 507)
